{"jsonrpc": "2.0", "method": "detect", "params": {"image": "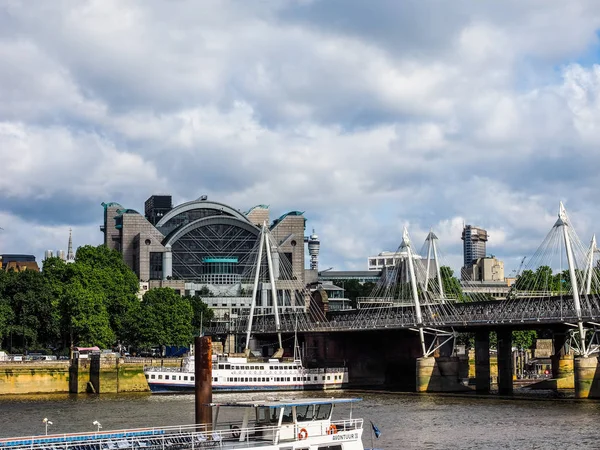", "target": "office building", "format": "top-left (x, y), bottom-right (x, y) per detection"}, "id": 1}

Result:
top-left (461, 225), bottom-right (488, 280)
top-left (462, 225), bottom-right (488, 266)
